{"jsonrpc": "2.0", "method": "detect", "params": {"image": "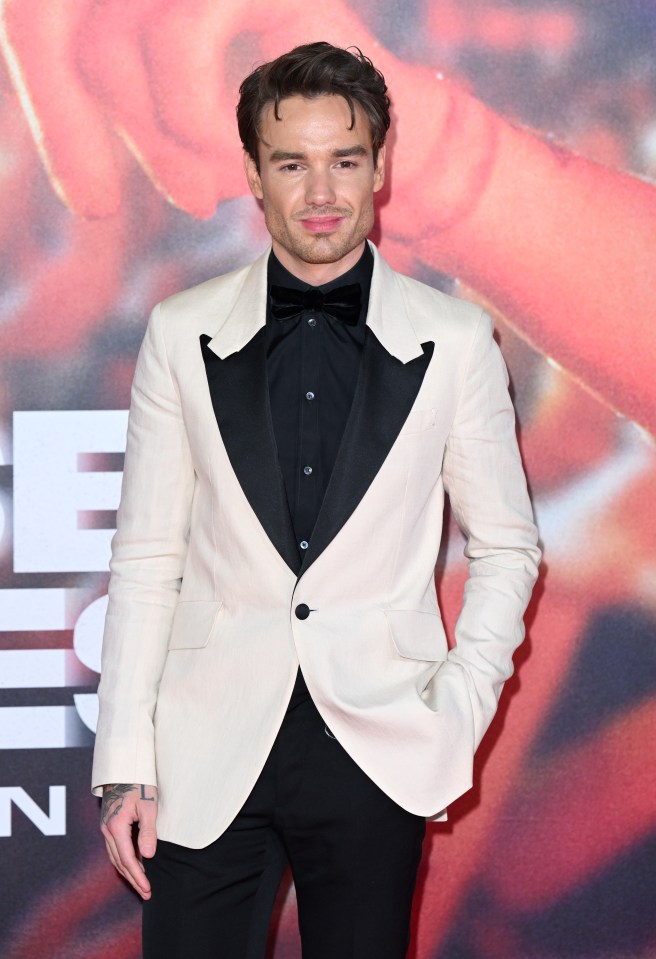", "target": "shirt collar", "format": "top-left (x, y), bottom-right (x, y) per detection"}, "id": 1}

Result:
top-left (267, 243), bottom-right (374, 327)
